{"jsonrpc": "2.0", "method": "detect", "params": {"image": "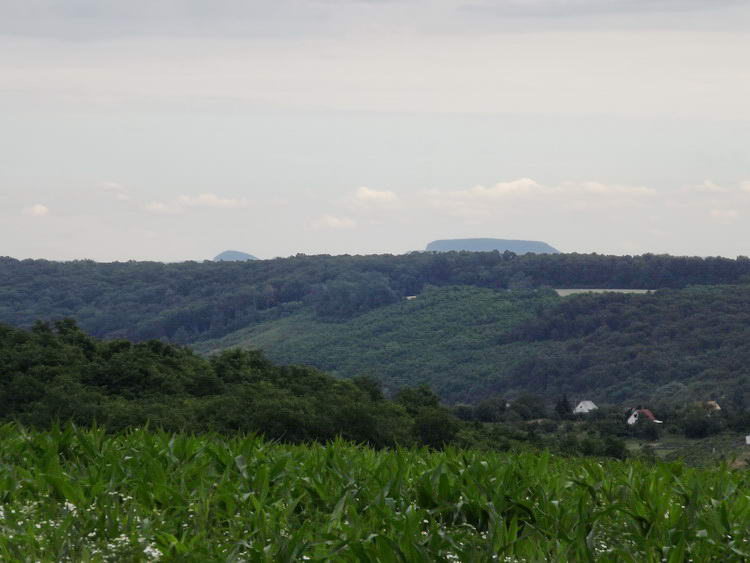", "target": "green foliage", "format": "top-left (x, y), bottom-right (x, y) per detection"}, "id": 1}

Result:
top-left (413, 408), bottom-right (461, 449)
top-left (3, 252), bottom-right (750, 345)
top-left (311, 271), bottom-right (398, 319)
top-left (200, 286), bottom-right (556, 403)
top-left (474, 395), bottom-right (507, 423)
top-left (200, 283), bottom-right (750, 405)
top-left (682, 412), bottom-right (723, 439)
top-left (509, 394), bottom-right (548, 420)
top-left (0, 320), bottom-right (657, 460)
top-left (4, 254), bottom-right (750, 406)
top-left (1, 425), bottom-right (750, 561)
top-left (0, 321), bottom-right (418, 447)
top-left (395, 385), bottom-right (441, 415)
top-left (555, 394), bottom-right (572, 418)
